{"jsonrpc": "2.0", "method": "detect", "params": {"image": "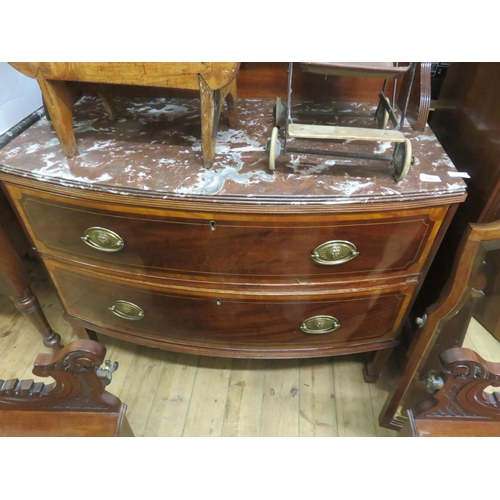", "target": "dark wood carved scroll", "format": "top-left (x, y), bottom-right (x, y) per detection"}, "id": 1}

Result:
top-left (380, 219), bottom-right (500, 429)
top-left (400, 347), bottom-right (500, 436)
top-left (417, 347), bottom-right (500, 420)
top-left (0, 339), bottom-right (120, 412)
top-left (0, 339), bottom-right (133, 436)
